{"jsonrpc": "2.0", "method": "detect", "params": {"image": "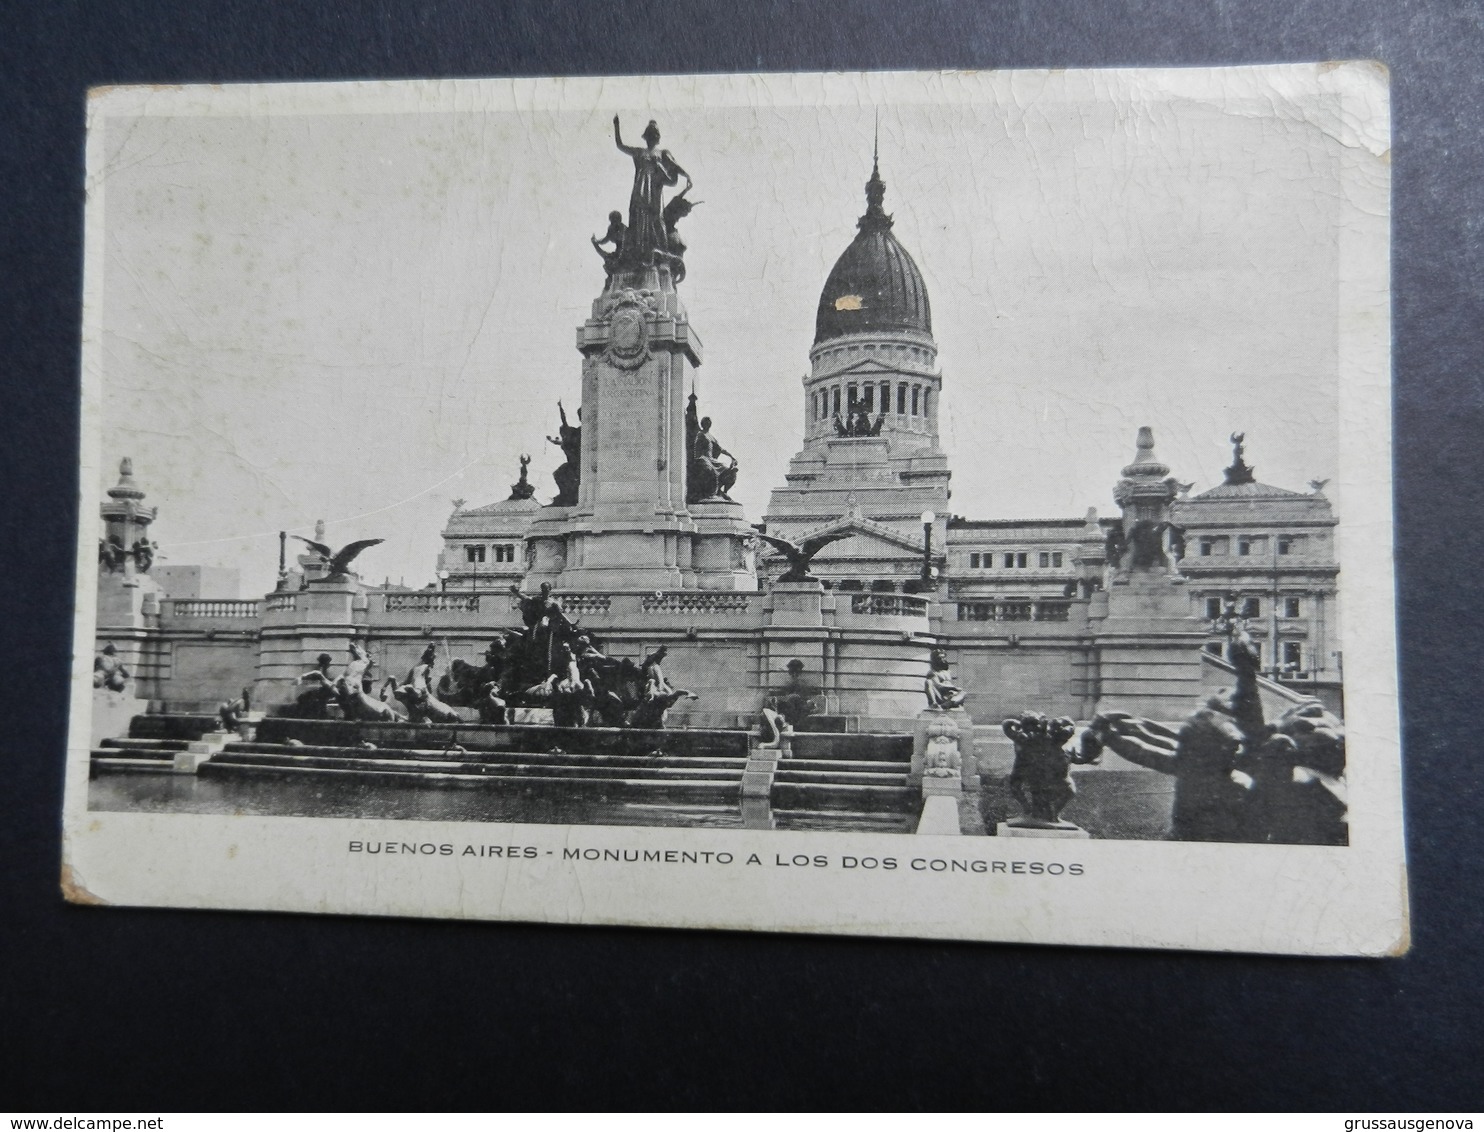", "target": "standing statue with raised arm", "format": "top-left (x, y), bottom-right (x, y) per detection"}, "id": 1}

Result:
top-left (546, 401), bottom-right (582, 507)
top-left (613, 116), bottom-right (689, 269)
